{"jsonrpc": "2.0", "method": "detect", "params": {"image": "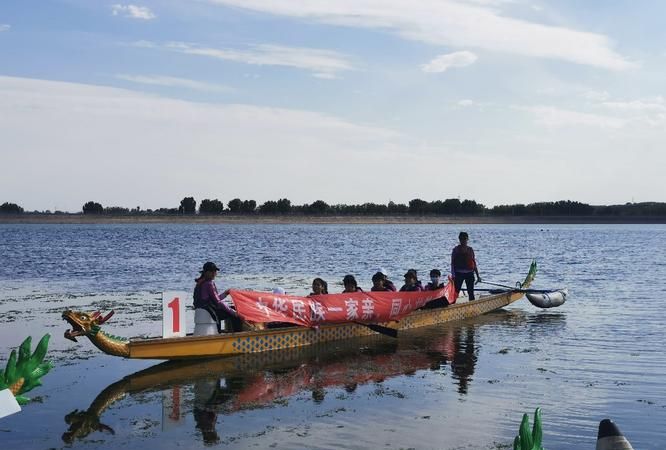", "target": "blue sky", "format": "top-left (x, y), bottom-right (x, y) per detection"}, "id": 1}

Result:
top-left (1, 0), bottom-right (665, 211)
